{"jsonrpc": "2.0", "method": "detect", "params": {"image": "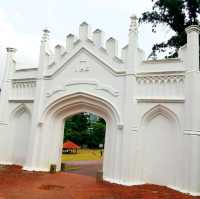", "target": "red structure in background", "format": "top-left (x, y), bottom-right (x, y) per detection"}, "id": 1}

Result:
top-left (63, 141), bottom-right (80, 154)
